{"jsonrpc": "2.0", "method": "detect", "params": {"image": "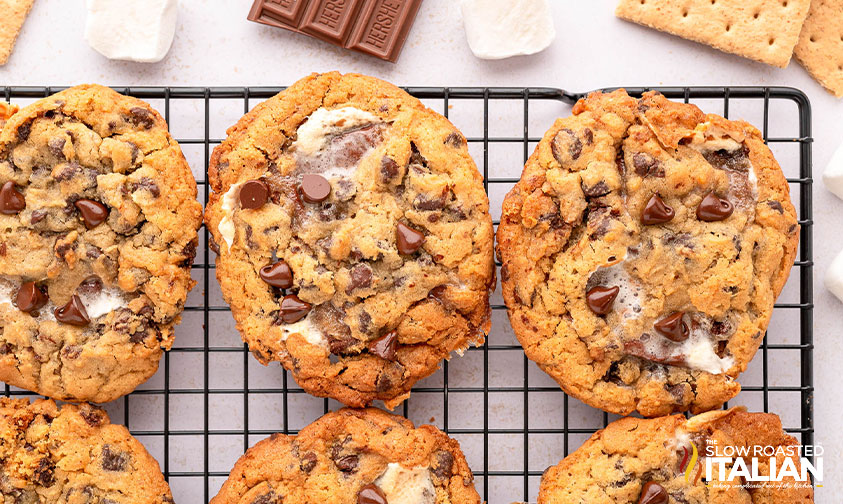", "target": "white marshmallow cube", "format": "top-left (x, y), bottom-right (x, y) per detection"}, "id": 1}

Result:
top-left (823, 138), bottom-right (843, 201)
top-left (84, 0), bottom-right (178, 63)
top-left (825, 248), bottom-right (843, 303)
top-left (461, 0), bottom-right (556, 60)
